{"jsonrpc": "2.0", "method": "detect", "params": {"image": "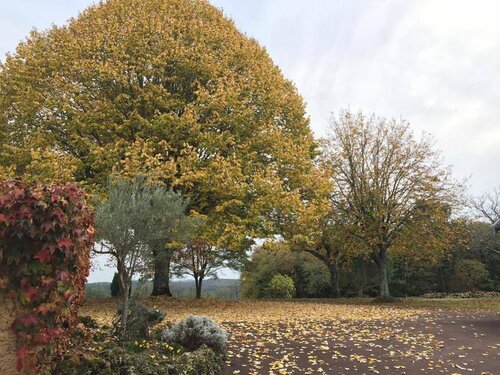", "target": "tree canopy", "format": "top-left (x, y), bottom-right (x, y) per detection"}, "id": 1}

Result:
top-left (321, 111), bottom-right (461, 298)
top-left (0, 0), bottom-right (316, 252)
